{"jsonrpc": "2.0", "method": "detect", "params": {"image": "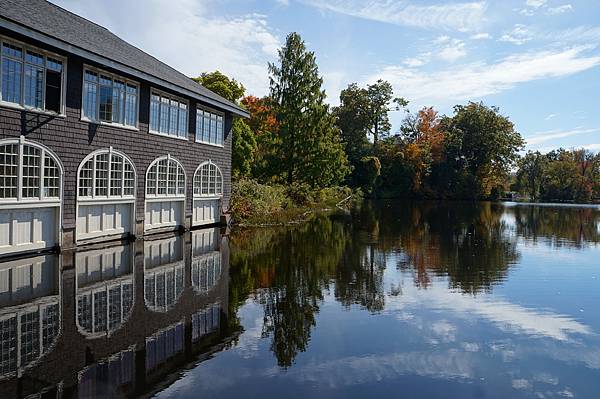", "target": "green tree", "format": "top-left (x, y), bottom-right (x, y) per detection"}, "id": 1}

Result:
top-left (442, 102), bottom-right (524, 197)
top-left (269, 32), bottom-right (349, 187)
top-left (194, 71), bottom-right (256, 178)
top-left (516, 151), bottom-right (548, 201)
